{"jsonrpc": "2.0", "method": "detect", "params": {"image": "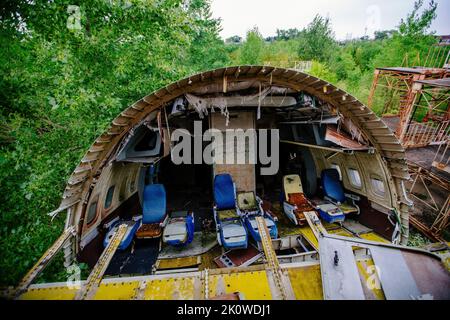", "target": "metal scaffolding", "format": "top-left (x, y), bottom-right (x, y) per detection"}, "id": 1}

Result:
top-left (367, 44), bottom-right (450, 149)
top-left (367, 45), bottom-right (450, 241)
top-left (402, 78), bottom-right (450, 148)
top-left (408, 161), bottom-right (449, 241)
